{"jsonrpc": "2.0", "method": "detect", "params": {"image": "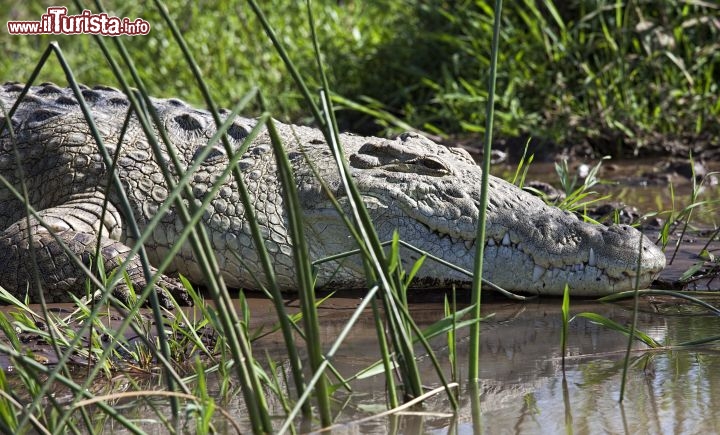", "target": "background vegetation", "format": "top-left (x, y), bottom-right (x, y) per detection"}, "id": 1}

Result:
top-left (2, 0), bottom-right (718, 158)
